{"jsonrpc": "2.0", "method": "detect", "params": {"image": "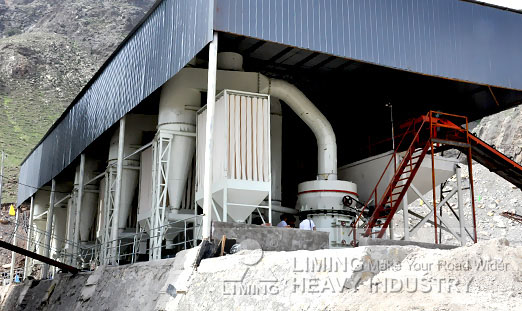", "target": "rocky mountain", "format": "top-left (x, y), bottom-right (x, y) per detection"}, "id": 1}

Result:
top-left (0, 0), bottom-right (156, 202)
